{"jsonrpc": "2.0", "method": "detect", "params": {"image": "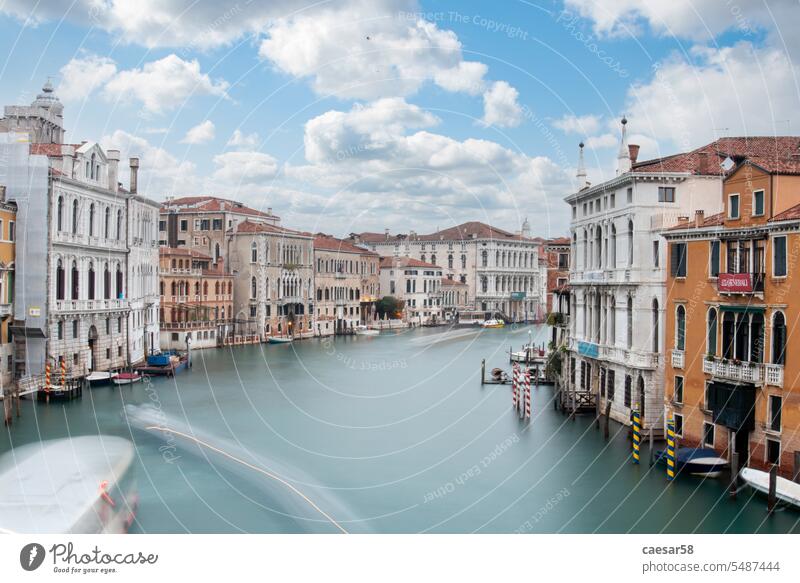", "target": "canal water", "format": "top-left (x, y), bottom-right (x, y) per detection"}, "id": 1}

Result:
top-left (1, 325), bottom-right (798, 534)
